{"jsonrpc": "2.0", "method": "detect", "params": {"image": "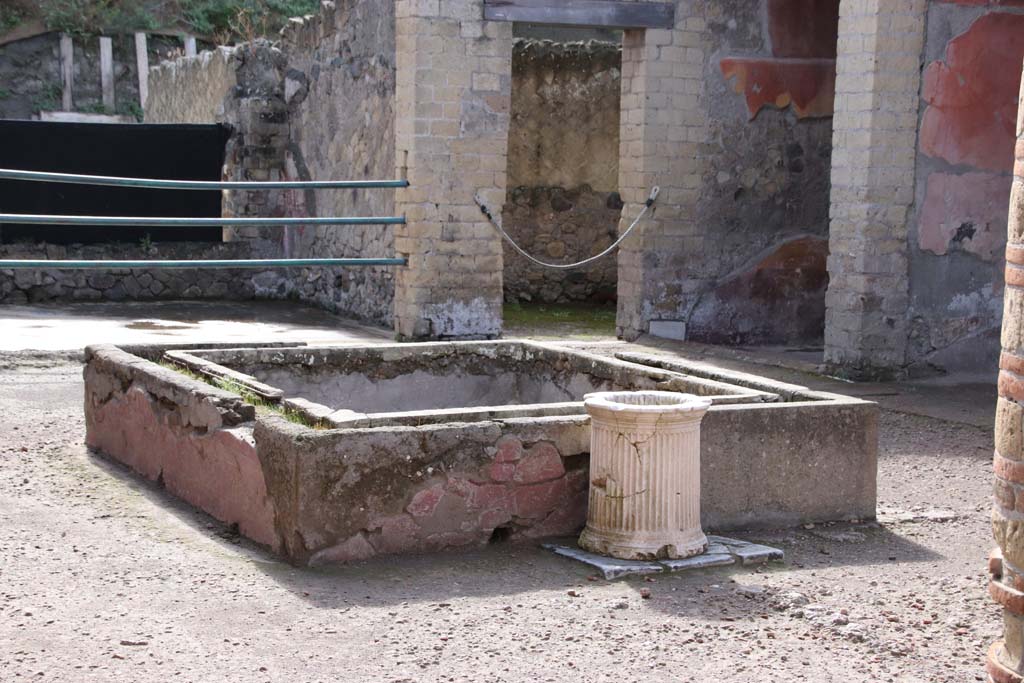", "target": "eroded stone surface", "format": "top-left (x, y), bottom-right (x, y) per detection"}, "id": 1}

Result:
top-left (687, 236), bottom-right (829, 345)
top-left (917, 172), bottom-right (1010, 260)
top-left (84, 352), bottom-right (277, 550)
